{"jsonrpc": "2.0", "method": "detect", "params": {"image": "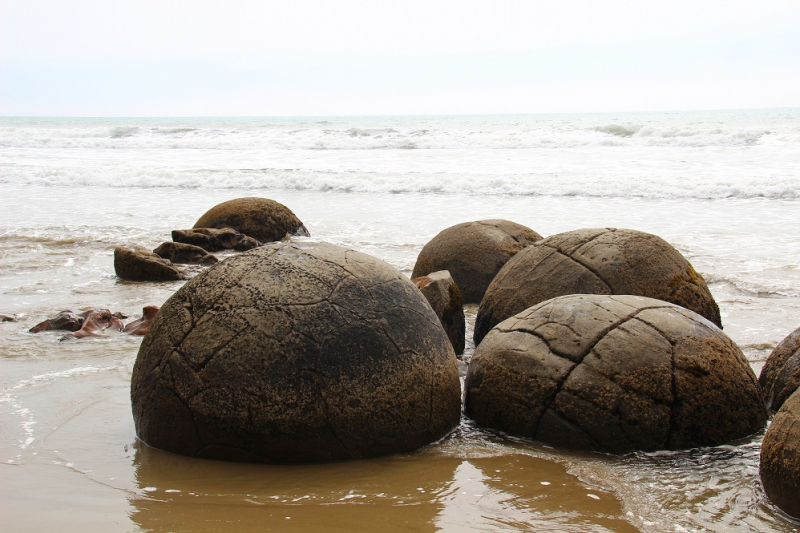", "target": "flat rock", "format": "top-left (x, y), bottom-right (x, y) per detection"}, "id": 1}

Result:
top-left (413, 270), bottom-right (466, 356)
top-left (193, 197), bottom-right (309, 243)
top-left (759, 326), bottom-right (800, 411)
top-left (153, 241), bottom-right (218, 265)
top-left (171, 227), bottom-right (261, 252)
top-left (114, 247), bottom-right (184, 282)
